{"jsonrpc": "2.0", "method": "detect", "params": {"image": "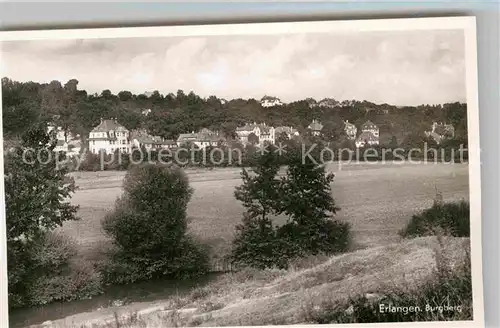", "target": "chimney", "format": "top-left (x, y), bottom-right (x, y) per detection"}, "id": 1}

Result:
top-left (100, 117), bottom-right (103, 124)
